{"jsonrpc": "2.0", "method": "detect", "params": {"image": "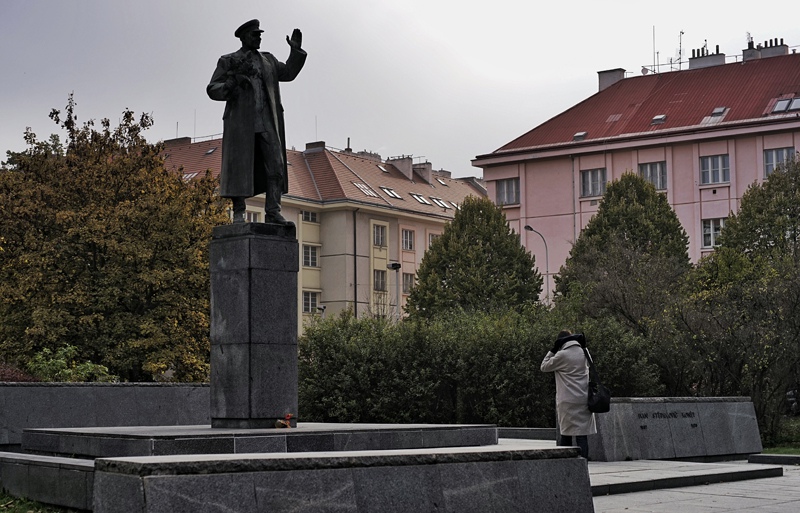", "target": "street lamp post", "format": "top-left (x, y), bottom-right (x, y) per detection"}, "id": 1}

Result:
top-left (387, 262), bottom-right (402, 319)
top-left (524, 225), bottom-right (550, 301)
